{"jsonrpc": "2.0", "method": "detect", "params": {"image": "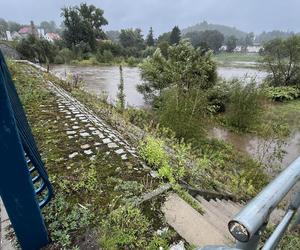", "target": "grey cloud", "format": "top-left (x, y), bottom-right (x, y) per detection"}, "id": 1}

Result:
top-left (0, 0), bottom-right (299, 35)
